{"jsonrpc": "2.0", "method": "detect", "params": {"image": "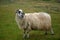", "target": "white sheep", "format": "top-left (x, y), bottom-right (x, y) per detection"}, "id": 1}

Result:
top-left (15, 9), bottom-right (54, 38)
